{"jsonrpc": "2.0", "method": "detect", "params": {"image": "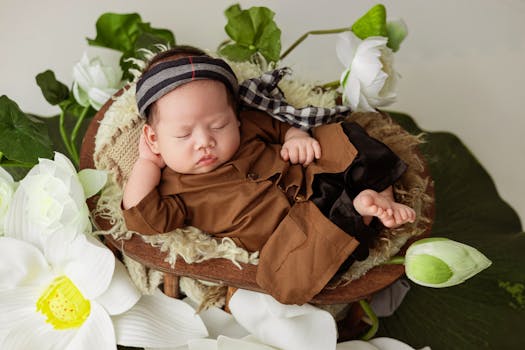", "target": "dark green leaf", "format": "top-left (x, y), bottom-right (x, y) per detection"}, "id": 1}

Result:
top-left (351, 4), bottom-right (388, 40)
top-left (245, 7), bottom-right (276, 43)
top-left (376, 112), bottom-right (524, 349)
top-left (224, 3), bottom-right (242, 21)
top-left (218, 43), bottom-right (256, 62)
top-left (87, 13), bottom-right (175, 53)
top-left (118, 54), bottom-right (137, 83)
top-left (87, 12), bottom-right (175, 81)
top-left (115, 28), bottom-right (176, 82)
top-left (255, 23), bottom-right (281, 62)
top-left (224, 9), bottom-right (256, 46)
top-left (87, 13), bottom-right (143, 52)
top-left (223, 6), bottom-right (281, 62)
top-left (0, 165), bottom-right (30, 182)
top-left (35, 70), bottom-right (69, 106)
top-left (134, 27), bottom-right (175, 52)
top-left (0, 96), bottom-right (53, 164)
